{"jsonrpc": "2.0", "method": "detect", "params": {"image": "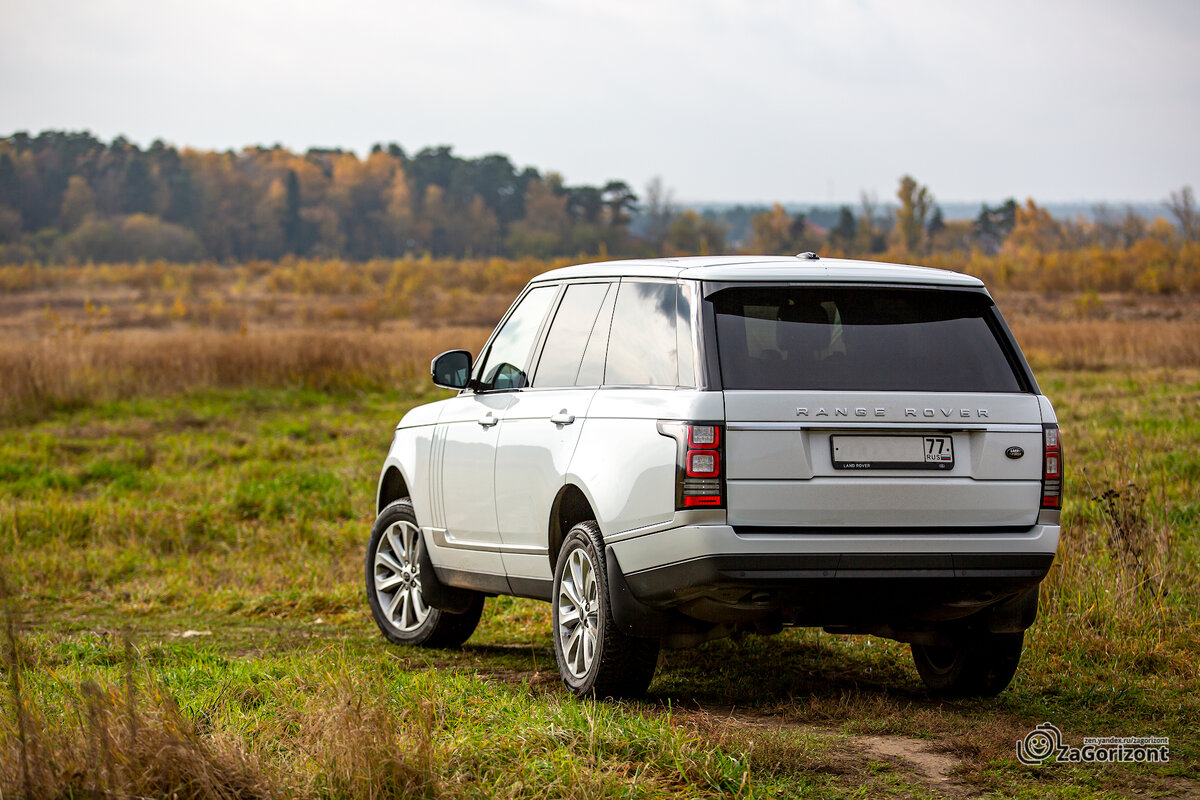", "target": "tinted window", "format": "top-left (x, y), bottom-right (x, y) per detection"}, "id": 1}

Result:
top-left (711, 286), bottom-right (1022, 392)
top-left (576, 282), bottom-right (618, 386)
top-left (475, 285), bottom-right (556, 391)
top-left (534, 282), bottom-right (611, 387)
top-left (676, 281), bottom-right (696, 387)
top-left (605, 281), bottom-right (680, 387)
